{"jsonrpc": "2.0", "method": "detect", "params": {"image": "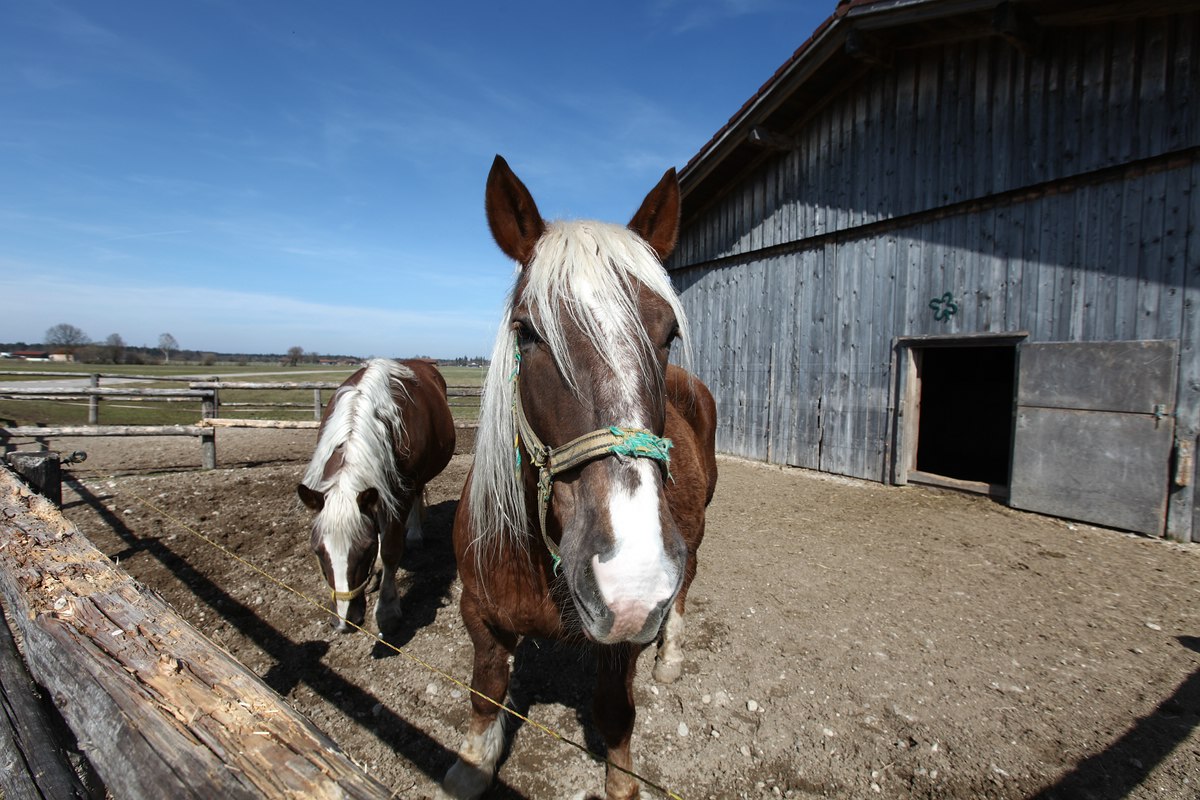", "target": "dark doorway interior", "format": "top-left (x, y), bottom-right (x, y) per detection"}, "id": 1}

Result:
top-left (915, 345), bottom-right (1016, 486)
